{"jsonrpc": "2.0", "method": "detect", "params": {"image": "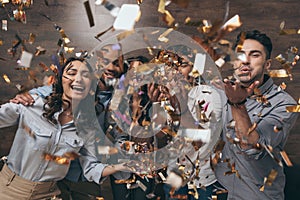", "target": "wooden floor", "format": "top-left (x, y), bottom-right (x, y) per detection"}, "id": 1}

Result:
top-left (0, 0), bottom-right (300, 199)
